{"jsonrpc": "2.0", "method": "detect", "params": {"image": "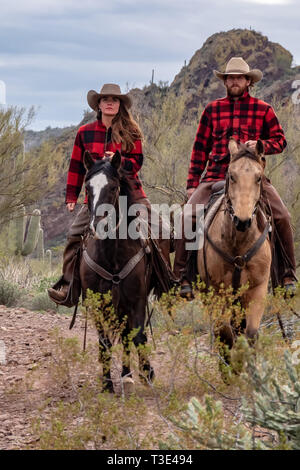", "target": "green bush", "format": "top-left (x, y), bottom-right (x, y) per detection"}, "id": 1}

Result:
top-left (0, 279), bottom-right (21, 307)
top-left (31, 292), bottom-right (57, 312)
top-left (35, 275), bottom-right (61, 294)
